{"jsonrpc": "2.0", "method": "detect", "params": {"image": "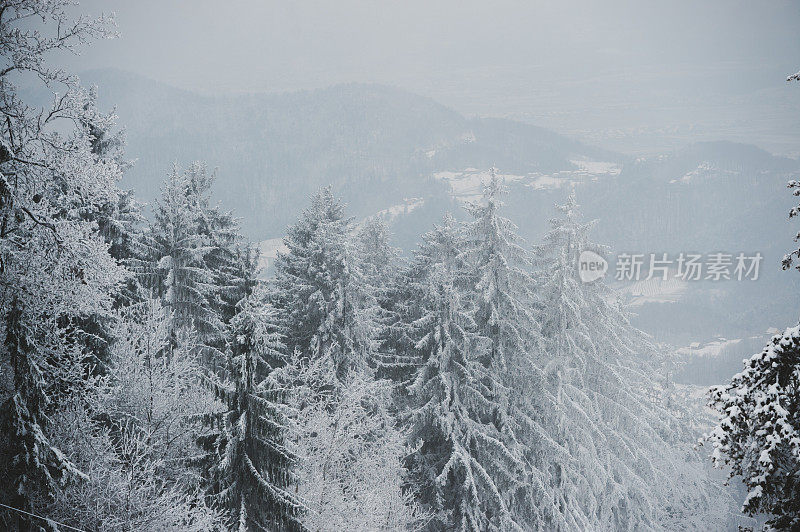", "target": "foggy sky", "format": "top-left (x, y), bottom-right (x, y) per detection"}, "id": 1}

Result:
top-left (65, 1), bottom-right (800, 155)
